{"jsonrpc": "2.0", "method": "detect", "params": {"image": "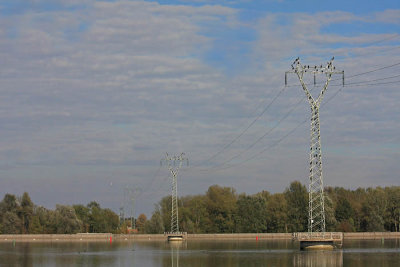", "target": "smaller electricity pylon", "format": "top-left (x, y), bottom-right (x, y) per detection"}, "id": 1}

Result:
top-left (286, 57), bottom-right (344, 233)
top-left (123, 186), bottom-right (141, 230)
top-left (161, 153), bottom-right (188, 234)
top-left (119, 206), bottom-right (125, 225)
